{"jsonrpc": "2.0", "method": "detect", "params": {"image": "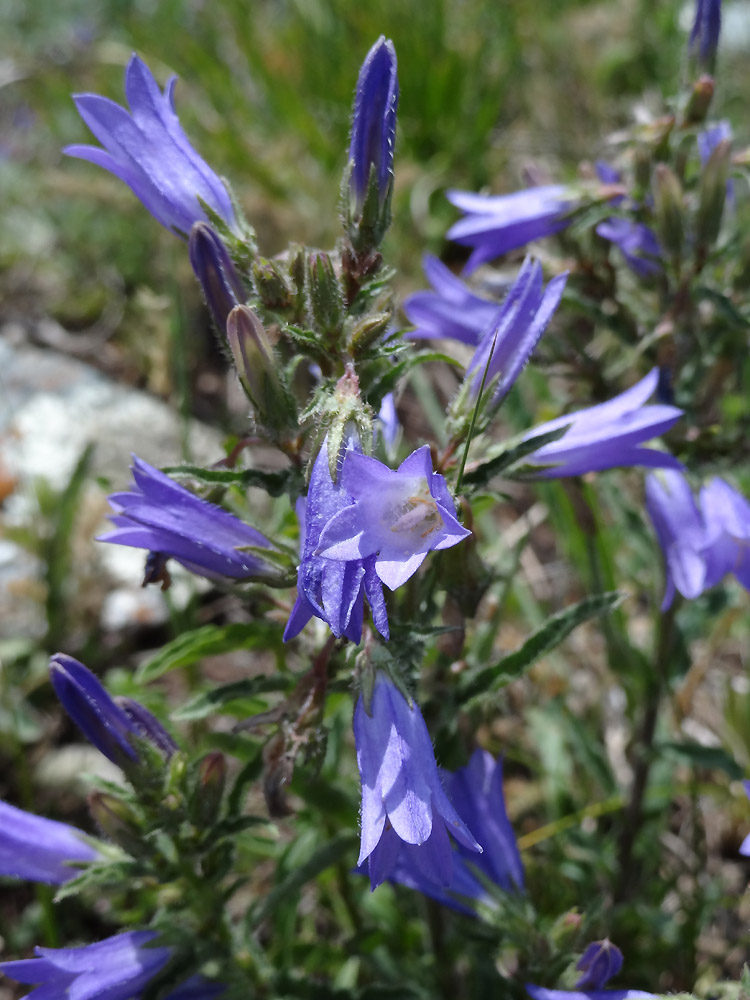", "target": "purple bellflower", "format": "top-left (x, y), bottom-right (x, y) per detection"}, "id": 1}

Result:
top-left (403, 255), bottom-right (504, 346)
top-left (369, 751), bottom-right (523, 914)
top-left (446, 185), bottom-right (579, 274)
top-left (189, 222), bottom-right (245, 331)
top-left (526, 938), bottom-right (654, 1000)
top-left (699, 477), bottom-right (750, 590)
top-left (0, 800), bottom-right (99, 884)
top-left (317, 445), bottom-right (470, 591)
top-left (354, 673), bottom-right (481, 890)
top-left (595, 218), bottom-right (662, 278)
top-left (689, 0), bottom-right (722, 69)
top-left (521, 368), bottom-right (683, 478)
top-left (739, 780), bottom-right (750, 856)
top-left (0, 931), bottom-right (223, 1000)
top-left (50, 654), bottom-right (176, 767)
top-left (99, 456), bottom-right (279, 584)
top-left (64, 54), bottom-right (236, 237)
top-left (465, 257), bottom-right (567, 404)
top-left (347, 36), bottom-right (399, 220)
top-left (284, 439), bottom-right (389, 644)
top-left (645, 469), bottom-right (709, 610)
